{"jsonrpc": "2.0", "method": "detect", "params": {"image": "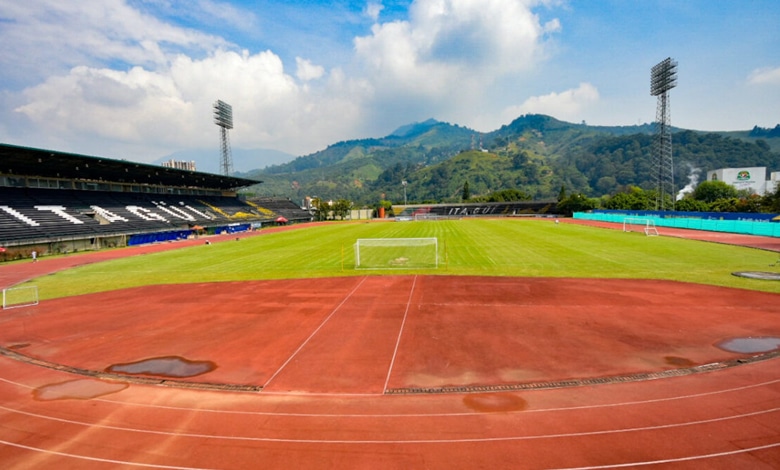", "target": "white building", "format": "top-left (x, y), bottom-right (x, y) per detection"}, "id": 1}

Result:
top-left (768, 171), bottom-right (780, 194)
top-left (706, 167), bottom-right (778, 195)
